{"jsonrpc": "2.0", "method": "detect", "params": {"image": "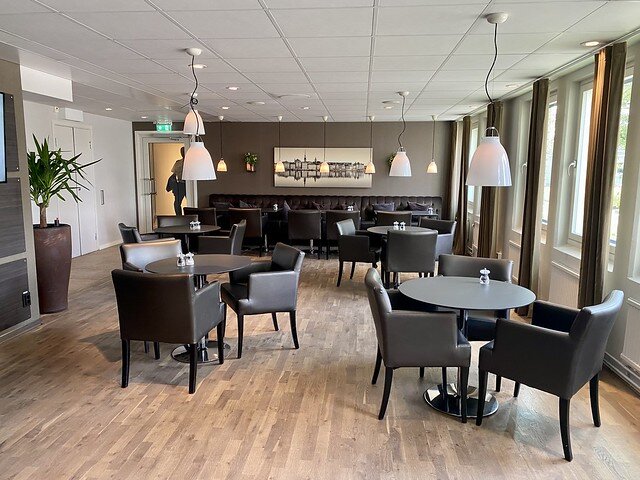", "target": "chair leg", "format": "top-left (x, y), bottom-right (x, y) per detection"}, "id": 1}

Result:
top-left (590, 374), bottom-right (601, 427)
top-left (460, 367), bottom-right (469, 424)
top-left (326, 240), bottom-right (330, 260)
top-left (514, 382), bottom-right (521, 398)
top-left (289, 311), bottom-right (299, 349)
top-left (442, 367), bottom-right (448, 410)
top-left (188, 343), bottom-right (198, 394)
top-left (419, 367), bottom-right (425, 378)
top-left (153, 342), bottom-right (160, 360)
top-left (560, 398), bottom-right (573, 461)
top-left (495, 375), bottom-right (502, 392)
top-left (393, 272), bottom-right (398, 288)
top-left (378, 367), bottom-right (394, 420)
top-left (476, 369), bottom-right (489, 426)
top-left (350, 262), bottom-right (356, 279)
top-left (372, 347), bottom-right (382, 385)
top-left (143, 341), bottom-right (149, 354)
top-left (216, 321), bottom-right (225, 365)
top-left (272, 312), bottom-right (279, 331)
top-left (237, 314), bottom-right (244, 359)
top-left (337, 261), bottom-right (344, 287)
top-left (121, 340), bottom-right (130, 388)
